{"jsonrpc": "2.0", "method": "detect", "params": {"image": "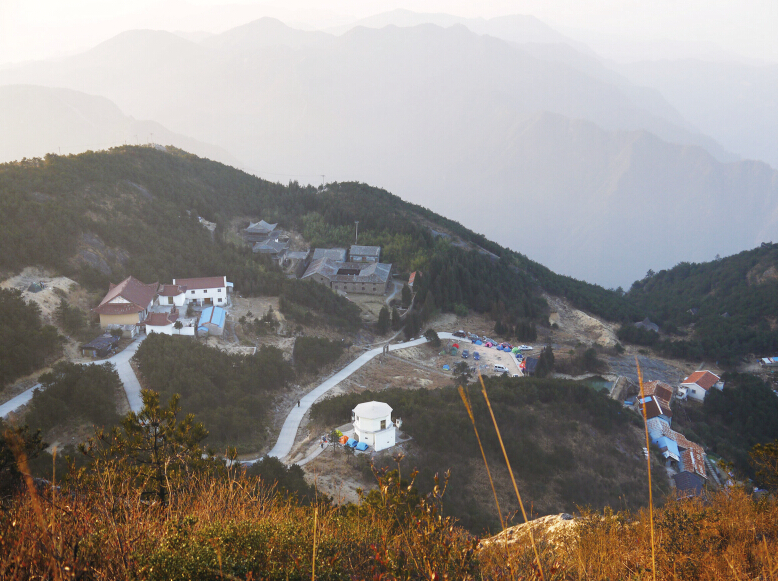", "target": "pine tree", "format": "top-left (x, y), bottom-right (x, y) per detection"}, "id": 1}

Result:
top-left (377, 306), bottom-right (390, 335)
top-left (401, 284), bottom-right (412, 308)
top-left (391, 307), bottom-right (401, 331)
